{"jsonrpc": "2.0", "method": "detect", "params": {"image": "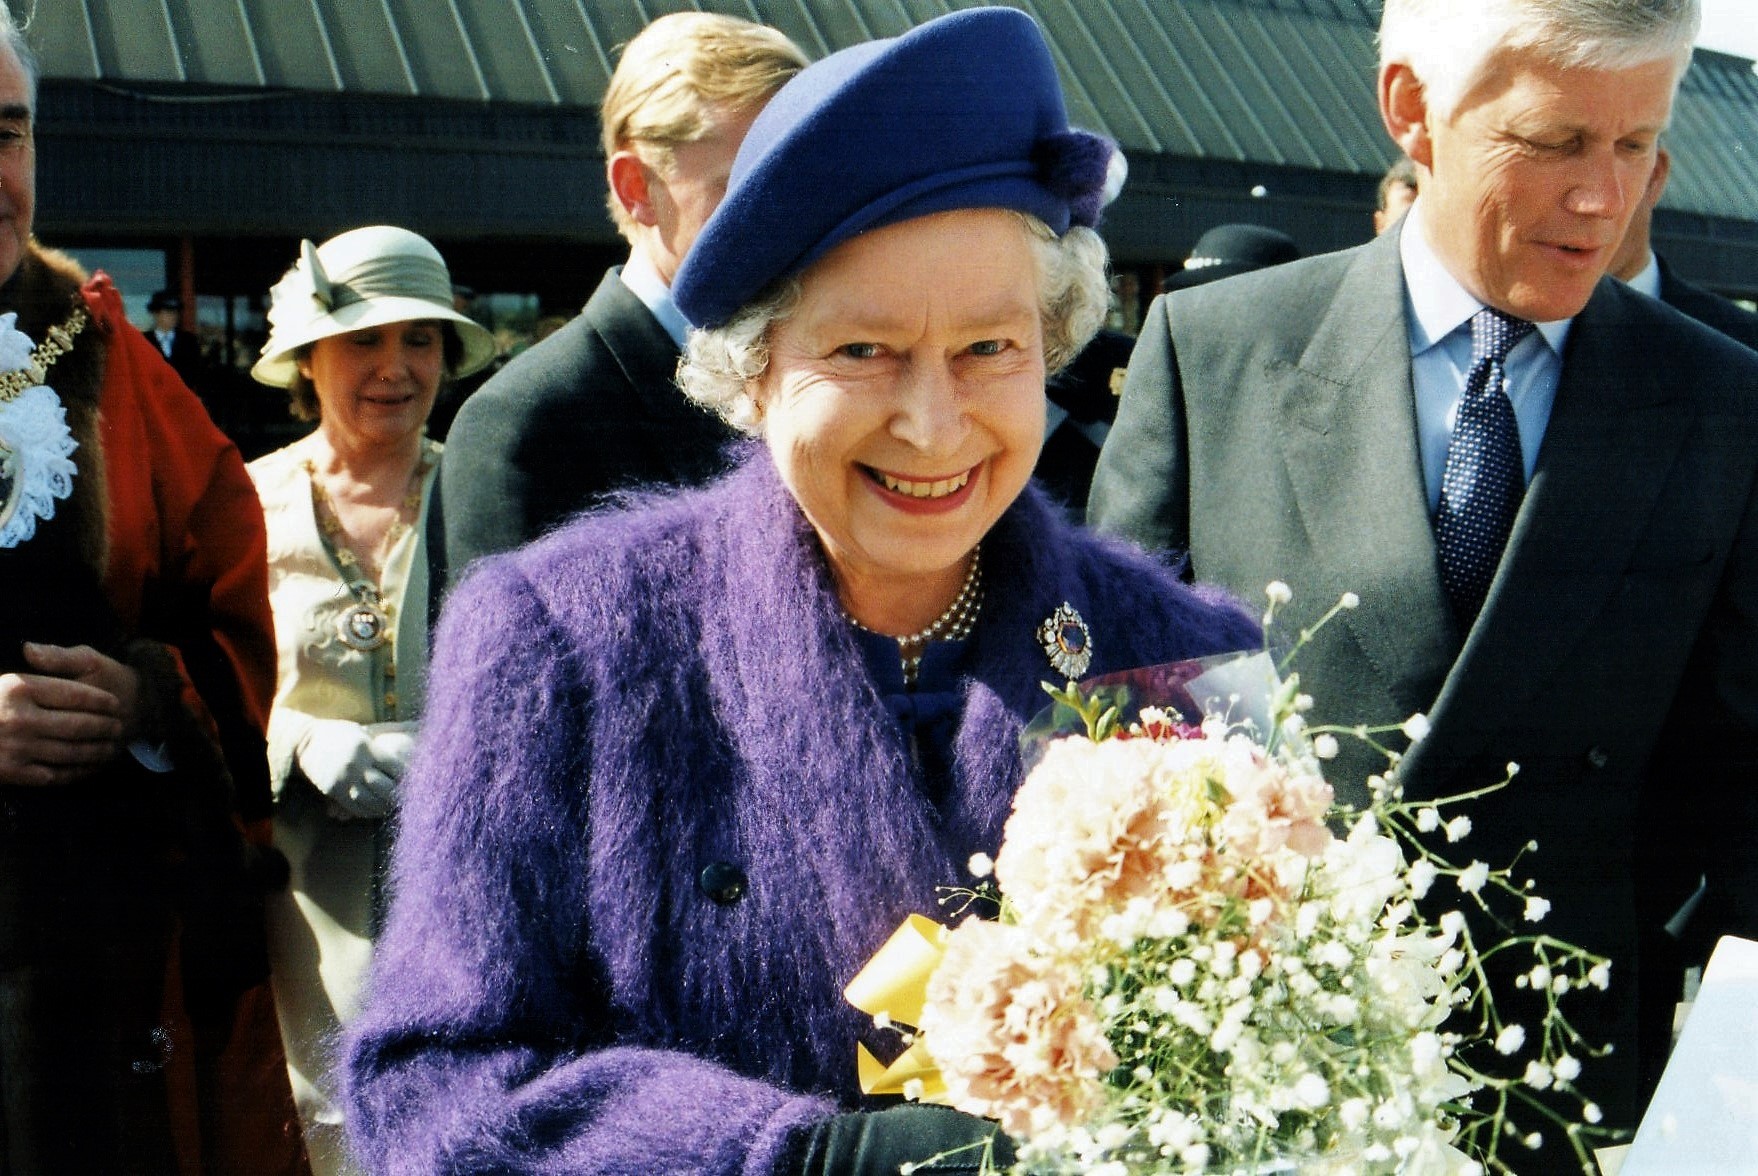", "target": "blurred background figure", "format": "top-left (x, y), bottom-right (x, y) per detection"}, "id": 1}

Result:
top-left (1037, 327), bottom-right (1135, 512)
top-left (1610, 146), bottom-right (1758, 349)
top-left (430, 12), bottom-right (808, 600)
top-left (142, 288), bottom-right (205, 387)
top-left (247, 226), bottom-right (494, 1175)
top-left (1373, 155), bottom-right (1421, 235)
top-left (1161, 222), bottom-right (1301, 292)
